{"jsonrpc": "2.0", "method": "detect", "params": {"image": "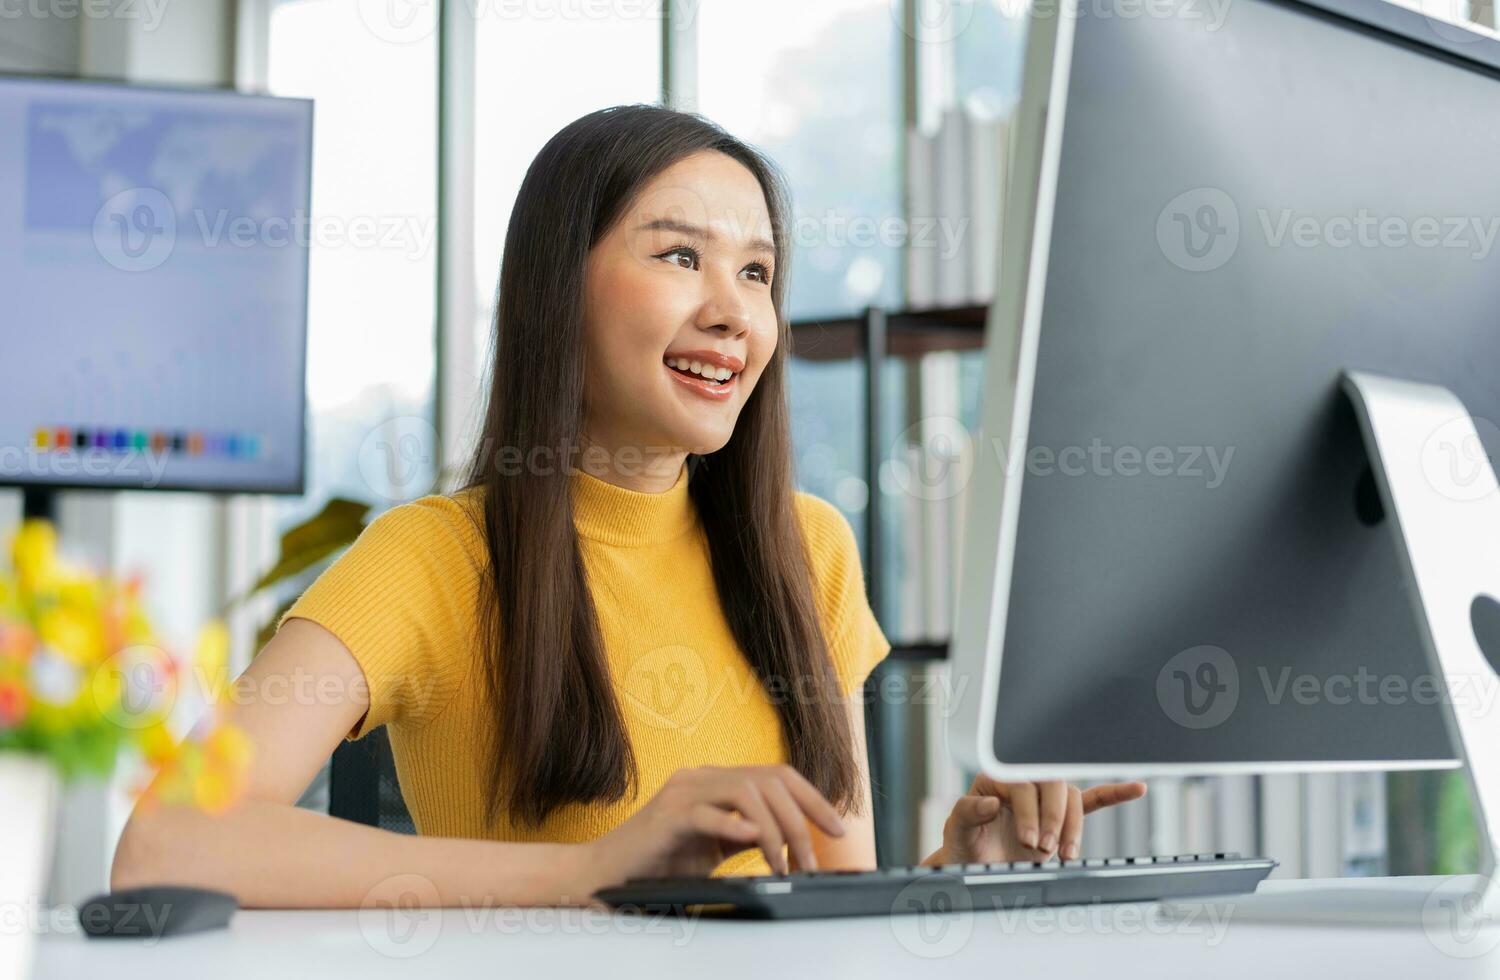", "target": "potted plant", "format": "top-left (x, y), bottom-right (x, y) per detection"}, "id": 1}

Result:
top-left (0, 518), bottom-right (252, 980)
